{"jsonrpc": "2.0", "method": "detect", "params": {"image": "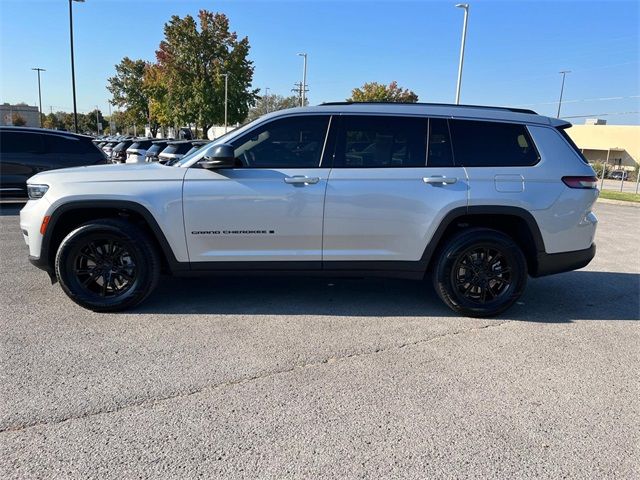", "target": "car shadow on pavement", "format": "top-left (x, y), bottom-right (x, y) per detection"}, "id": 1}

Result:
top-left (0, 202), bottom-right (25, 216)
top-left (136, 270), bottom-right (639, 322)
